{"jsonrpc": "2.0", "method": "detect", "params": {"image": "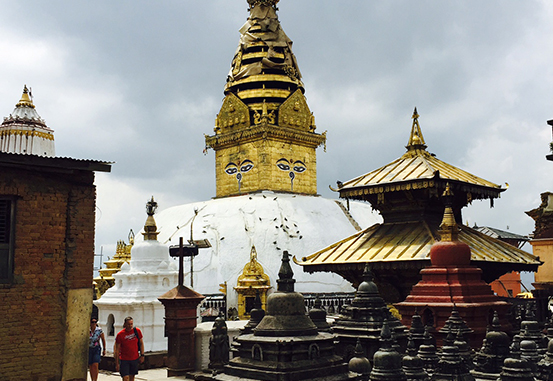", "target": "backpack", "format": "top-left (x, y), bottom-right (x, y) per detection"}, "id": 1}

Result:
top-left (133, 327), bottom-right (141, 355)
